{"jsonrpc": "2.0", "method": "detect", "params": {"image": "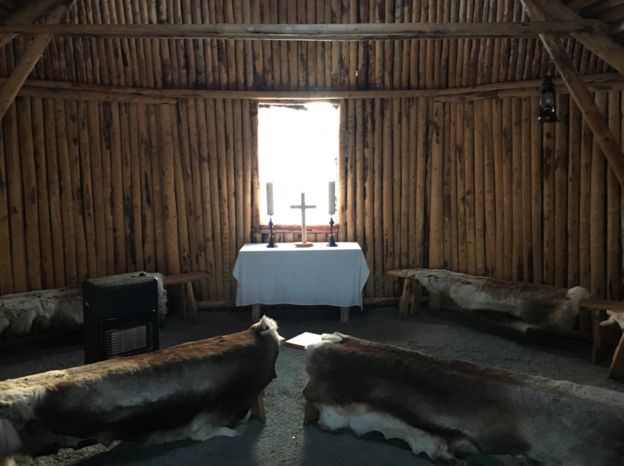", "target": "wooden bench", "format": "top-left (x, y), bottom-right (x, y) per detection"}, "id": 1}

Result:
top-left (162, 271), bottom-right (210, 322)
top-left (388, 269), bottom-right (624, 382)
top-left (581, 299), bottom-right (624, 380)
